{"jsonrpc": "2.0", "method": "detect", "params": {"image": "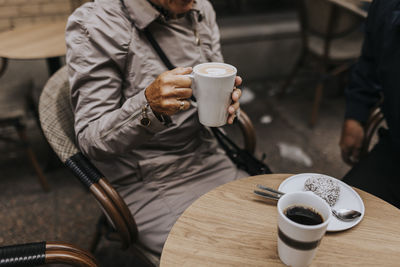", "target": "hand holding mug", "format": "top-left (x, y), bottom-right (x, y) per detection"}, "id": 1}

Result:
top-left (145, 67), bottom-right (193, 116)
